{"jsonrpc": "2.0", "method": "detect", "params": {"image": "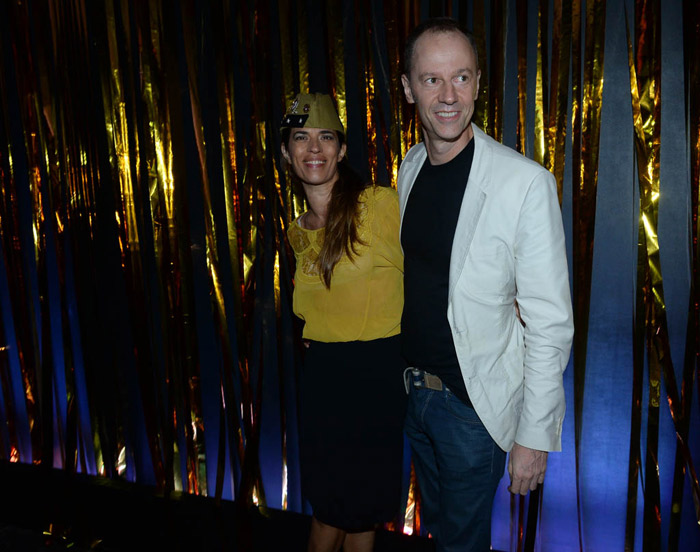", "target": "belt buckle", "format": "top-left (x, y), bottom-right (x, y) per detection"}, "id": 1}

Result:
top-left (423, 372), bottom-right (443, 391)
